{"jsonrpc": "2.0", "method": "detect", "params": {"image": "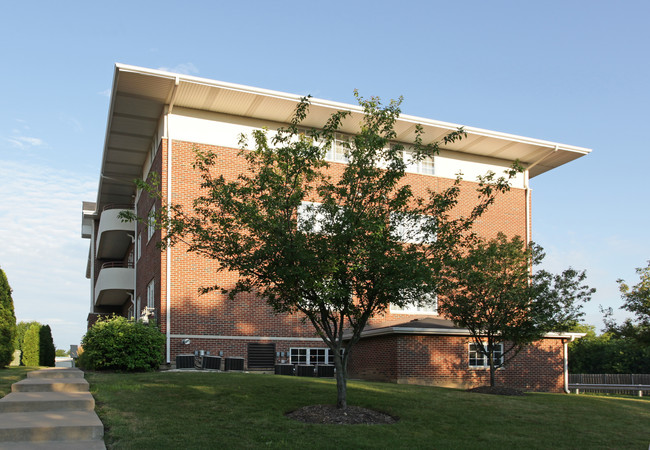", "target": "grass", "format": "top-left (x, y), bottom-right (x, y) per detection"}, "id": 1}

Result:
top-left (0, 366), bottom-right (37, 398)
top-left (86, 371), bottom-right (650, 449)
